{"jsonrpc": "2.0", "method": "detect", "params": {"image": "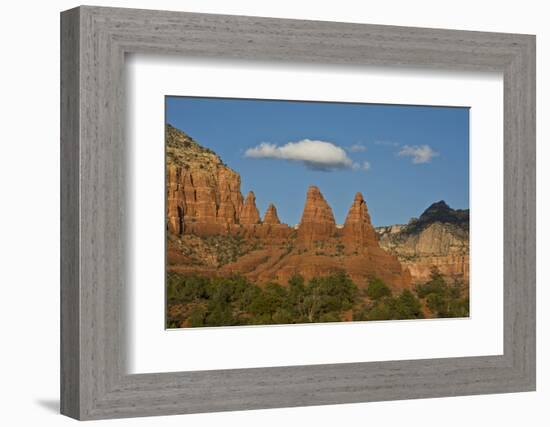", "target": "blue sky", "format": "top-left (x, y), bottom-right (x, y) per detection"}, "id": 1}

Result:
top-left (166, 96), bottom-right (469, 227)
